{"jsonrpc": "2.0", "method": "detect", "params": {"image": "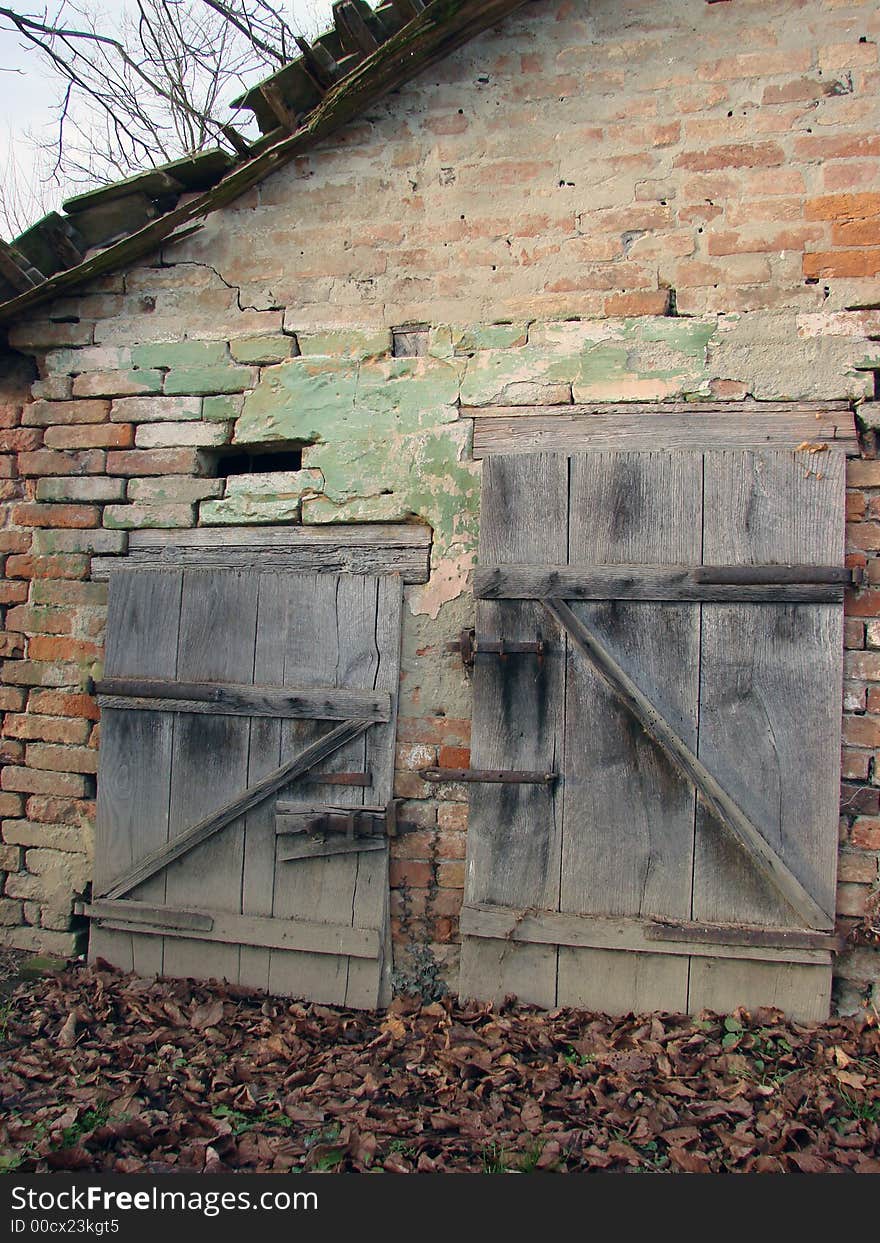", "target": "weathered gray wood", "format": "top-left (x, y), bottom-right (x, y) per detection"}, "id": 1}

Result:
top-left (161, 570), bottom-right (258, 983)
top-left (472, 410), bottom-right (858, 458)
top-left (466, 399), bottom-right (853, 418)
top-left (687, 958), bottom-right (832, 1024)
top-left (459, 453), bottom-right (567, 1007)
top-left (645, 920), bottom-right (841, 952)
top-left (95, 679), bottom-right (391, 721)
top-left (90, 568), bottom-right (183, 977)
top-left (557, 451), bottom-right (703, 1012)
top-left (84, 899), bottom-right (214, 933)
top-left (474, 563), bottom-right (846, 603)
top-left (690, 451), bottom-right (845, 1012)
top-left (277, 836), bottom-right (386, 862)
top-left (546, 597), bottom-right (833, 930)
top-left (92, 524), bottom-right (430, 582)
top-left (100, 716), bottom-right (372, 900)
top-left (461, 905), bottom-right (832, 966)
top-left (93, 908), bottom-right (381, 959)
